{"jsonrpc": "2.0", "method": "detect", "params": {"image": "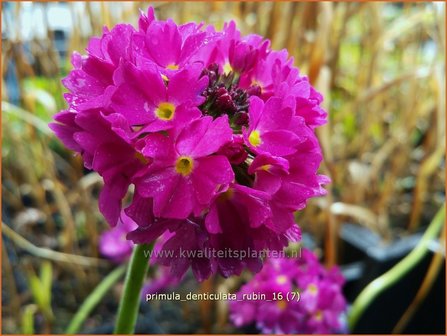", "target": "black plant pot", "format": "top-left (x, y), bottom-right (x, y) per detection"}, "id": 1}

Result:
top-left (339, 223), bottom-right (445, 334)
